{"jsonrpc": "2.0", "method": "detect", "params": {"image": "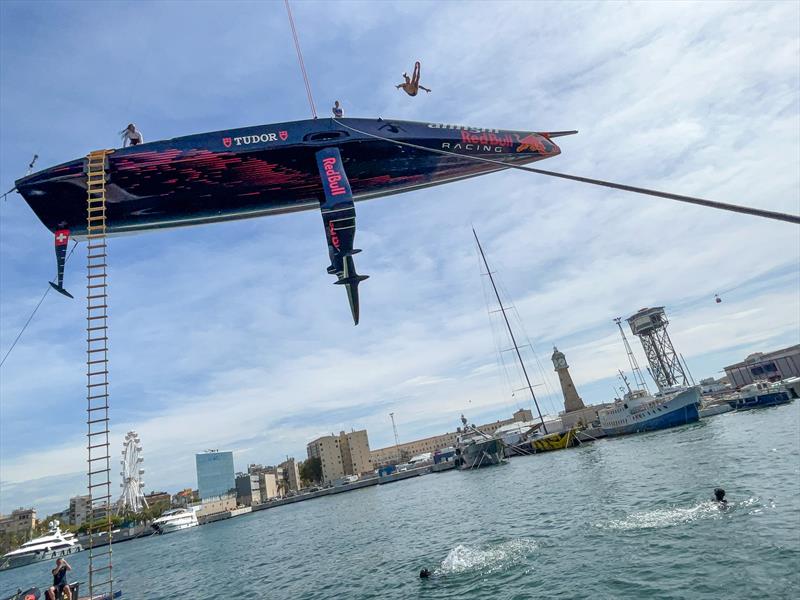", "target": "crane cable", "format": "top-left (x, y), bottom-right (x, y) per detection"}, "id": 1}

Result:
top-left (0, 241), bottom-right (79, 369)
top-left (332, 119), bottom-right (800, 225)
top-left (284, 0), bottom-right (317, 119)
